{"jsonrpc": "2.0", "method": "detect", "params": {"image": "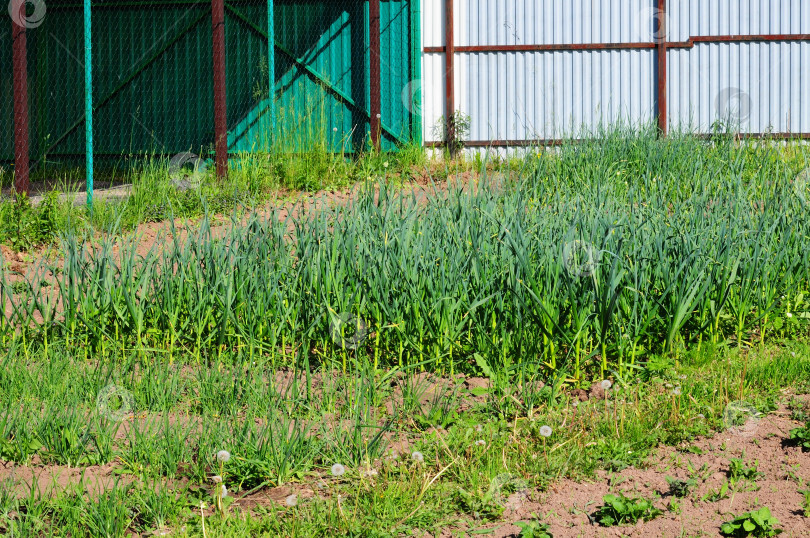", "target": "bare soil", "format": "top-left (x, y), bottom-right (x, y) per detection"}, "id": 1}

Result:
top-left (451, 396), bottom-right (810, 537)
